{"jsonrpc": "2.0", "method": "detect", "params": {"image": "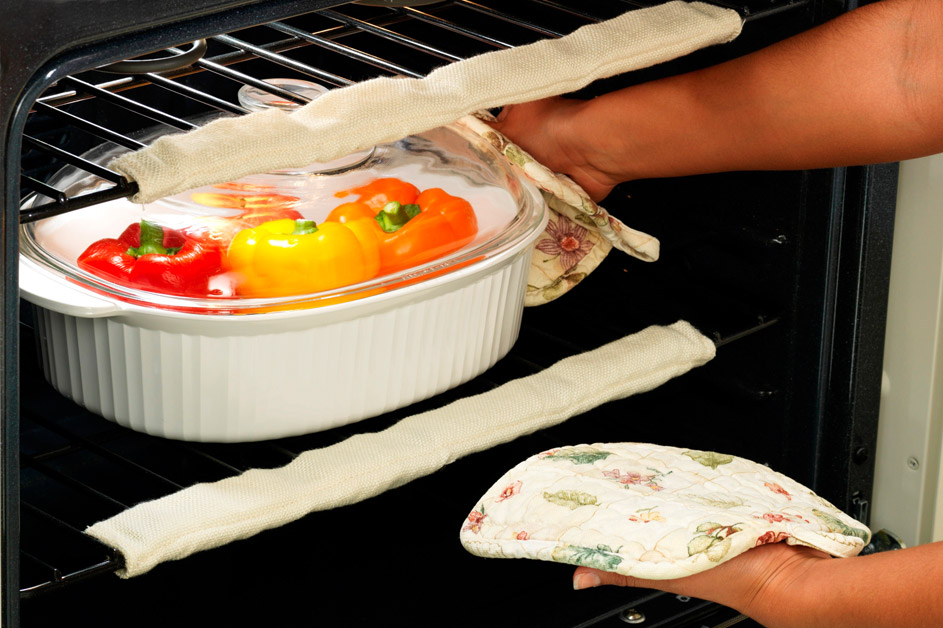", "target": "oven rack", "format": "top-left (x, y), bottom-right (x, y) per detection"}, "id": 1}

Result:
top-left (18, 295), bottom-right (782, 601)
top-left (19, 0), bottom-right (810, 222)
